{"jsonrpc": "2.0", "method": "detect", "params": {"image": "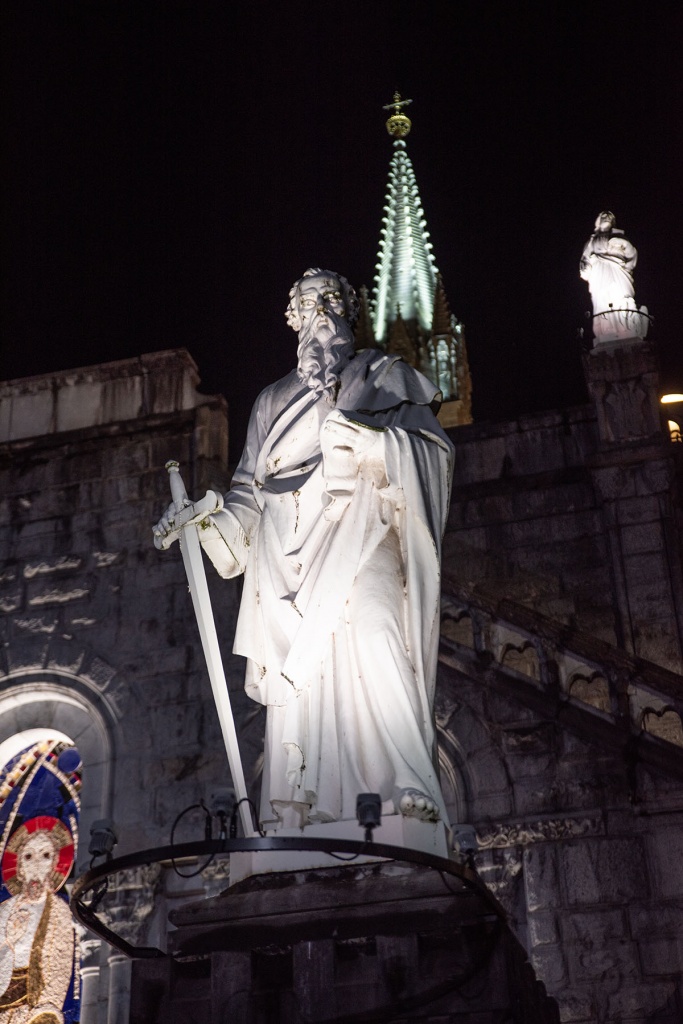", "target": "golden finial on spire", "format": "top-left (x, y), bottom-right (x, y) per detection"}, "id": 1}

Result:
top-left (383, 91), bottom-right (412, 138)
